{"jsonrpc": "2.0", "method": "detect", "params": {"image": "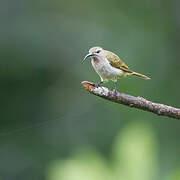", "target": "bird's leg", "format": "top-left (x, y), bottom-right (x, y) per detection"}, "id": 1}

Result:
top-left (113, 81), bottom-right (118, 97)
top-left (94, 81), bottom-right (103, 88)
